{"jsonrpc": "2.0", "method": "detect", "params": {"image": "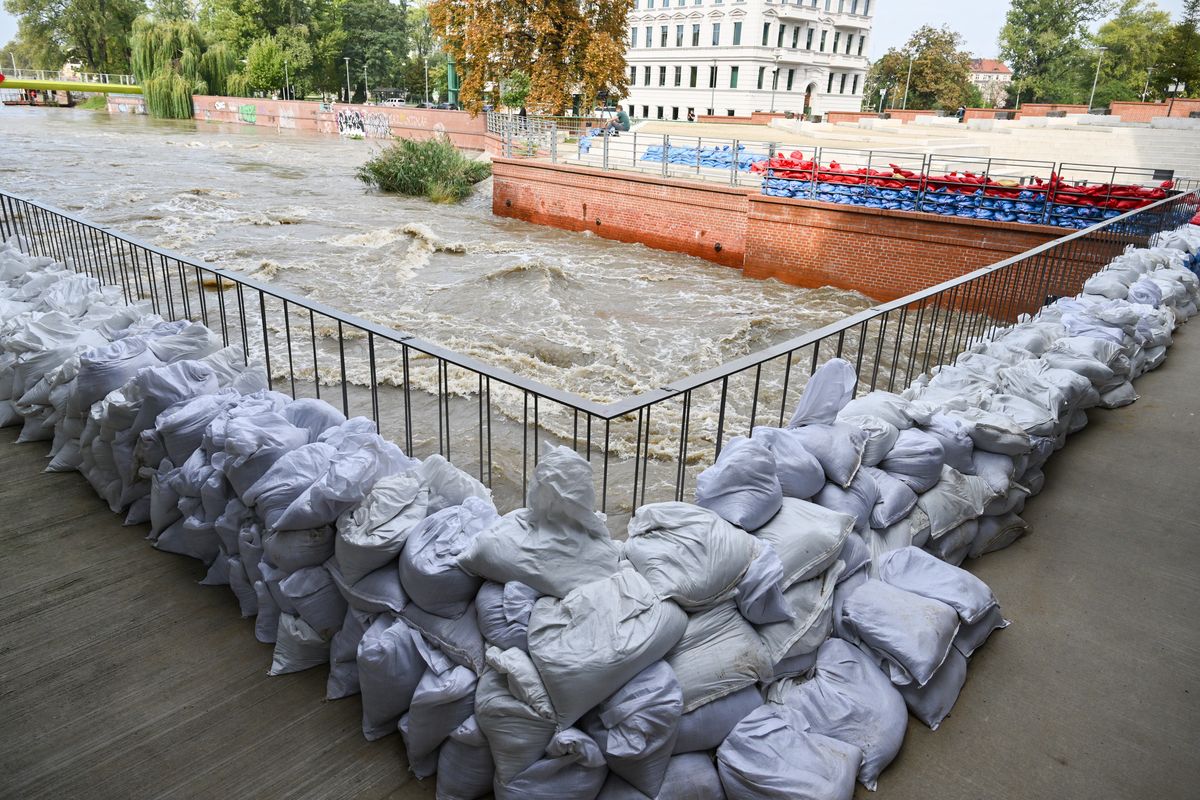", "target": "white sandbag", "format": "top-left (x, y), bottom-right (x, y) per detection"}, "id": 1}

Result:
top-left (970, 450), bottom-right (1017, 496)
top-left (154, 515), bottom-right (220, 564)
top-left (269, 613), bottom-right (330, 676)
top-left (475, 646), bottom-right (558, 784)
top-left (695, 437), bottom-right (782, 531)
top-left (529, 567), bottom-right (688, 728)
top-left (243, 442), bottom-right (338, 531)
top-left (767, 637), bottom-right (907, 791)
top-left (357, 614), bottom-right (427, 740)
top-left (787, 358), bottom-right (857, 427)
top-left (1099, 381), bottom-right (1138, 408)
top-left (970, 512), bottom-right (1028, 558)
top-left (917, 466), bottom-right (998, 541)
top-left (982, 485), bottom-right (1029, 518)
top-left (665, 601), bottom-right (773, 713)
top-left (598, 752), bottom-right (725, 800)
top-left (326, 557), bottom-right (408, 614)
top-left (493, 728), bottom-right (608, 800)
top-left (716, 704), bottom-right (861, 800)
top-left (582, 661), bottom-right (683, 797)
top-left (673, 685), bottom-right (763, 755)
top-left (899, 646), bottom-right (968, 731)
top-left (262, 526), bottom-right (335, 573)
top-left (335, 468), bottom-right (429, 584)
top-left (839, 579), bottom-right (960, 687)
top-left (281, 397), bottom-right (346, 441)
top-left (279, 565), bottom-right (348, 639)
top-left (733, 544), bottom-right (792, 625)
top-left (876, 546), bottom-right (997, 625)
top-left (926, 520), bottom-right (976, 566)
top-left (838, 390), bottom-right (914, 431)
top-left (752, 426), bottom-right (825, 500)
top-left (400, 497), bottom-right (498, 618)
top-left (624, 502), bottom-right (758, 610)
top-left (788, 422), bottom-right (866, 488)
top-left (755, 564), bottom-right (840, 664)
top-left (253, 580), bottom-right (280, 644)
top-left (402, 600), bottom-right (487, 674)
top-left (812, 470), bottom-right (878, 534)
top-left (476, 580), bottom-right (539, 651)
top-left (222, 411), bottom-right (309, 499)
top-left (327, 607), bottom-right (375, 700)
top-left (460, 446), bottom-right (620, 598)
top-left (419, 453), bottom-right (492, 513)
top-left (401, 661), bottom-right (478, 777)
top-left (863, 466), bottom-right (917, 529)
top-left (943, 407), bottom-right (1032, 455)
top-left (921, 414), bottom-right (975, 474)
top-left (837, 413), bottom-right (900, 468)
top-left (436, 716), bottom-right (495, 800)
top-left (227, 555), bottom-right (259, 617)
top-left (954, 603), bottom-right (1009, 657)
top-left (750, 497), bottom-right (852, 588)
top-left (878, 428), bottom-right (946, 493)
